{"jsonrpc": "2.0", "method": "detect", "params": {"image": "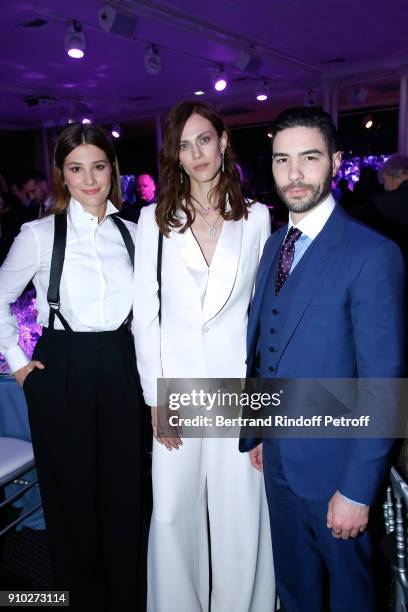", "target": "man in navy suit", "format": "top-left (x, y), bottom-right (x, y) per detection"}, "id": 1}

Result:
top-left (241, 107), bottom-right (405, 611)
